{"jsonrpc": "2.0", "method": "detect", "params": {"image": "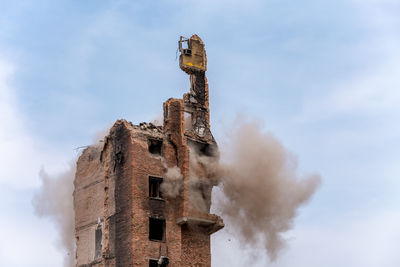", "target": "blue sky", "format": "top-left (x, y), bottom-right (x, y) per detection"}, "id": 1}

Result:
top-left (1, 0), bottom-right (400, 266)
